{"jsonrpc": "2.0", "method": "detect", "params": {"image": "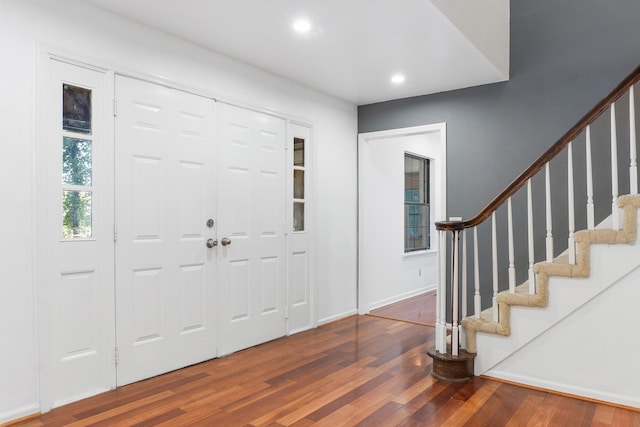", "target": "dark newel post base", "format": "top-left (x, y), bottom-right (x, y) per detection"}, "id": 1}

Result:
top-left (427, 345), bottom-right (476, 383)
